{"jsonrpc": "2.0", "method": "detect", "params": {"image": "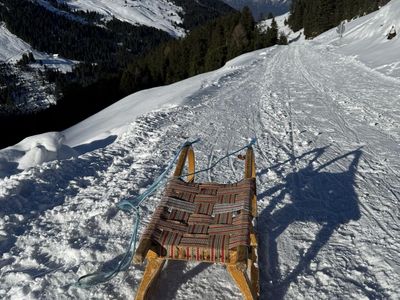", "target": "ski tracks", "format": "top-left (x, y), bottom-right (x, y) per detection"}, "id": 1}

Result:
top-left (260, 43), bottom-right (400, 299)
top-left (1, 42), bottom-right (400, 300)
